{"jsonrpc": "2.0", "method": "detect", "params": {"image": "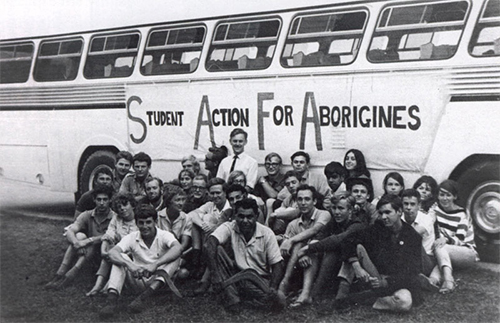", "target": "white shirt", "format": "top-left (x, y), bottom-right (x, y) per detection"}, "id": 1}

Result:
top-left (117, 229), bottom-right (178, 266)
top-left (403, 211), bottom-right (435, 255)
top-left (216, 152), bottom-right (258, 189)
